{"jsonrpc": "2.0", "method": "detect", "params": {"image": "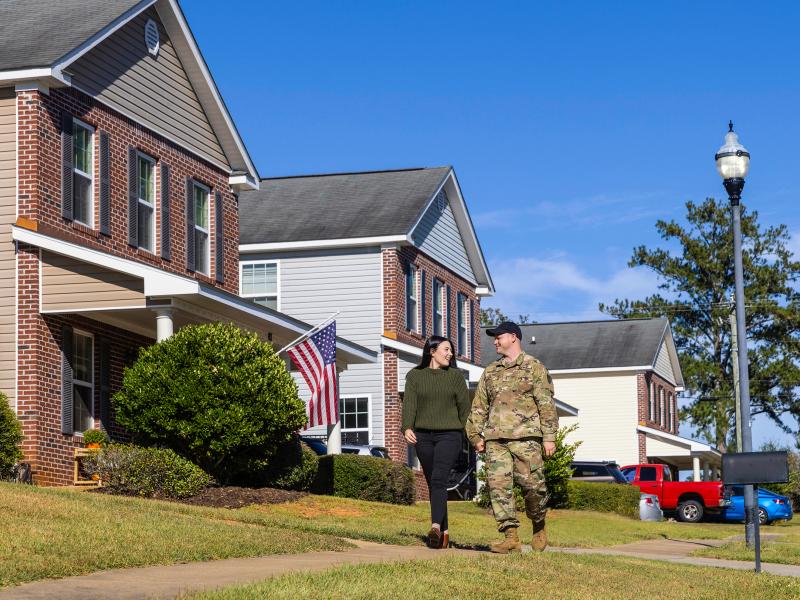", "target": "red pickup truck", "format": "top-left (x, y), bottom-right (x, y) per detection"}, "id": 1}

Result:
top-left (621, 464), bottom-right (730, 522)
